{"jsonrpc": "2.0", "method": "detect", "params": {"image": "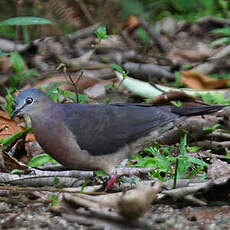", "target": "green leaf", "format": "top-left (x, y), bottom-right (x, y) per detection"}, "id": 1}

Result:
top-left (10, 52), bottom-right (25, 75)
top-left (50, 194), bottom-right (58, 206)
top-left (197, 92), bottom-right (230, 105)
top-left (170, 101), bottom-right (182, 107)
top-left (211, 27), bottom-right (230, 36)
top-left (94, 26), bottom-right (109, 40)
top-left (187, 146), bottom-right (201, 152)
top-left (0, 51), bottom-right (10, 57)
top-left (11, 169), bottom-right (26, 174)
top-left (0, 17), bottom-right (54, 26)
top-left (0, 127), bottom-right (32, 147)
top-left (172, 71), bottom-right (184, 87)
top-left (81, 179), bottom-right (90, 192)
top-left (28, 153), bottom-right (59, 167)
top-left (224, 154), bottom-right (230, 159)
top-left (104, 84), bottom-right (113, 91)
top-left (110, 63), bottom-right (124, 73)
top-left (0, 25), bottom-right (16, 38)
top-left (136, 27), bottom-right (151, 44)
top-left (177, 156), bottom-right (190, 178)
top-left (180, 134), bottom-right (187, 156)
top-left (210, 37), bottom-right (230, 47)
top-left (1, 87), bottom-right (16, 116)
top-left (94, 170), bottom-right (109, 177)
top-left (203, 124), bottom-right (220, 131)
top-left (120, 0), bottom-right (145, 18)
top-left (187, 156), bottom-right (209, 167)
